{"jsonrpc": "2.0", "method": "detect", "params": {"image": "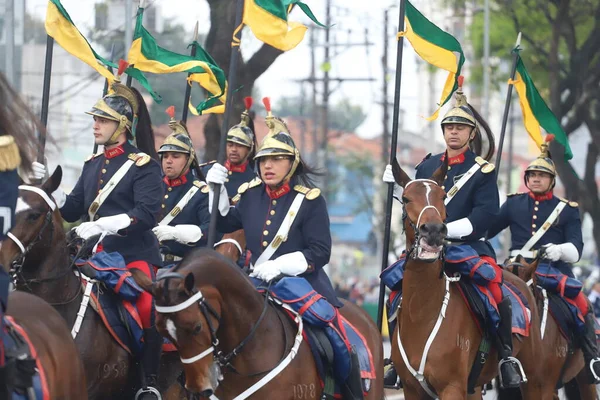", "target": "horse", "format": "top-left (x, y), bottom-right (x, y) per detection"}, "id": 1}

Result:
top-left (387, 160), bottom-right (548, 399)
top-left (131, 247), bottom-right (385, 400)
top-left (214, 229), bottom-right (247, 265)
top-left (1, 290), bottom-right (88, 399)
top-left (505, 254), bottom-right (598, 400)
top-left (0, 166), bottom-right (183, 400)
